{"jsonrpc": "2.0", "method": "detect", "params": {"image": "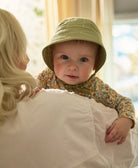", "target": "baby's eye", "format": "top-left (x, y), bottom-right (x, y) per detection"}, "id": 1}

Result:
top-left (80, 57), bottom-right (88, 62)
top-left (61, 55), bottom-right (69, 60)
